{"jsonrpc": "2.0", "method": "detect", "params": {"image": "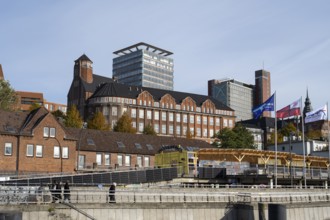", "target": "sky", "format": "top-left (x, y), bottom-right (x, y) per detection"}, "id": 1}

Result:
top-left (1, 0), bottom-right (330, 111)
